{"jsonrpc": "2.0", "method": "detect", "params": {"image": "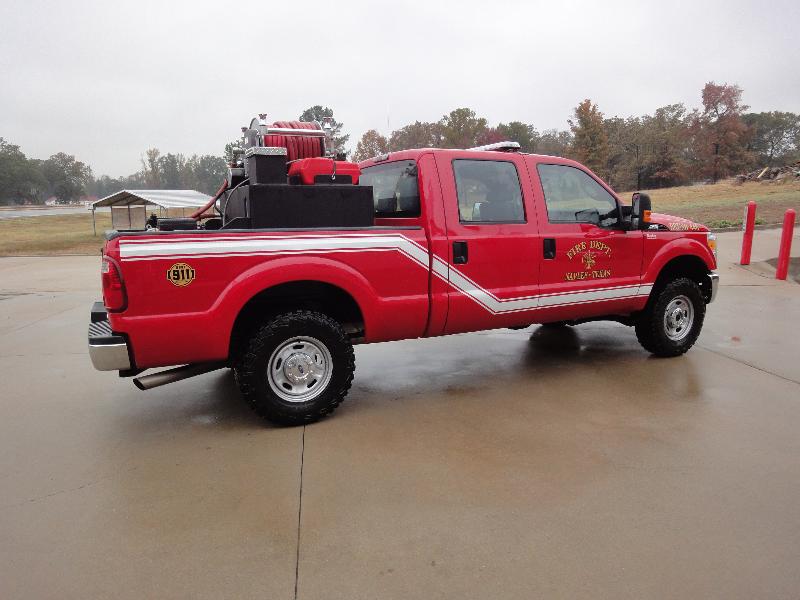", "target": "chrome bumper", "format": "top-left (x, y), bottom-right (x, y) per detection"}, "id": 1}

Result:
top-left (88, 302), bottom-right (131, 371)
top-left (708, 272), bottom-right (720, 303)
